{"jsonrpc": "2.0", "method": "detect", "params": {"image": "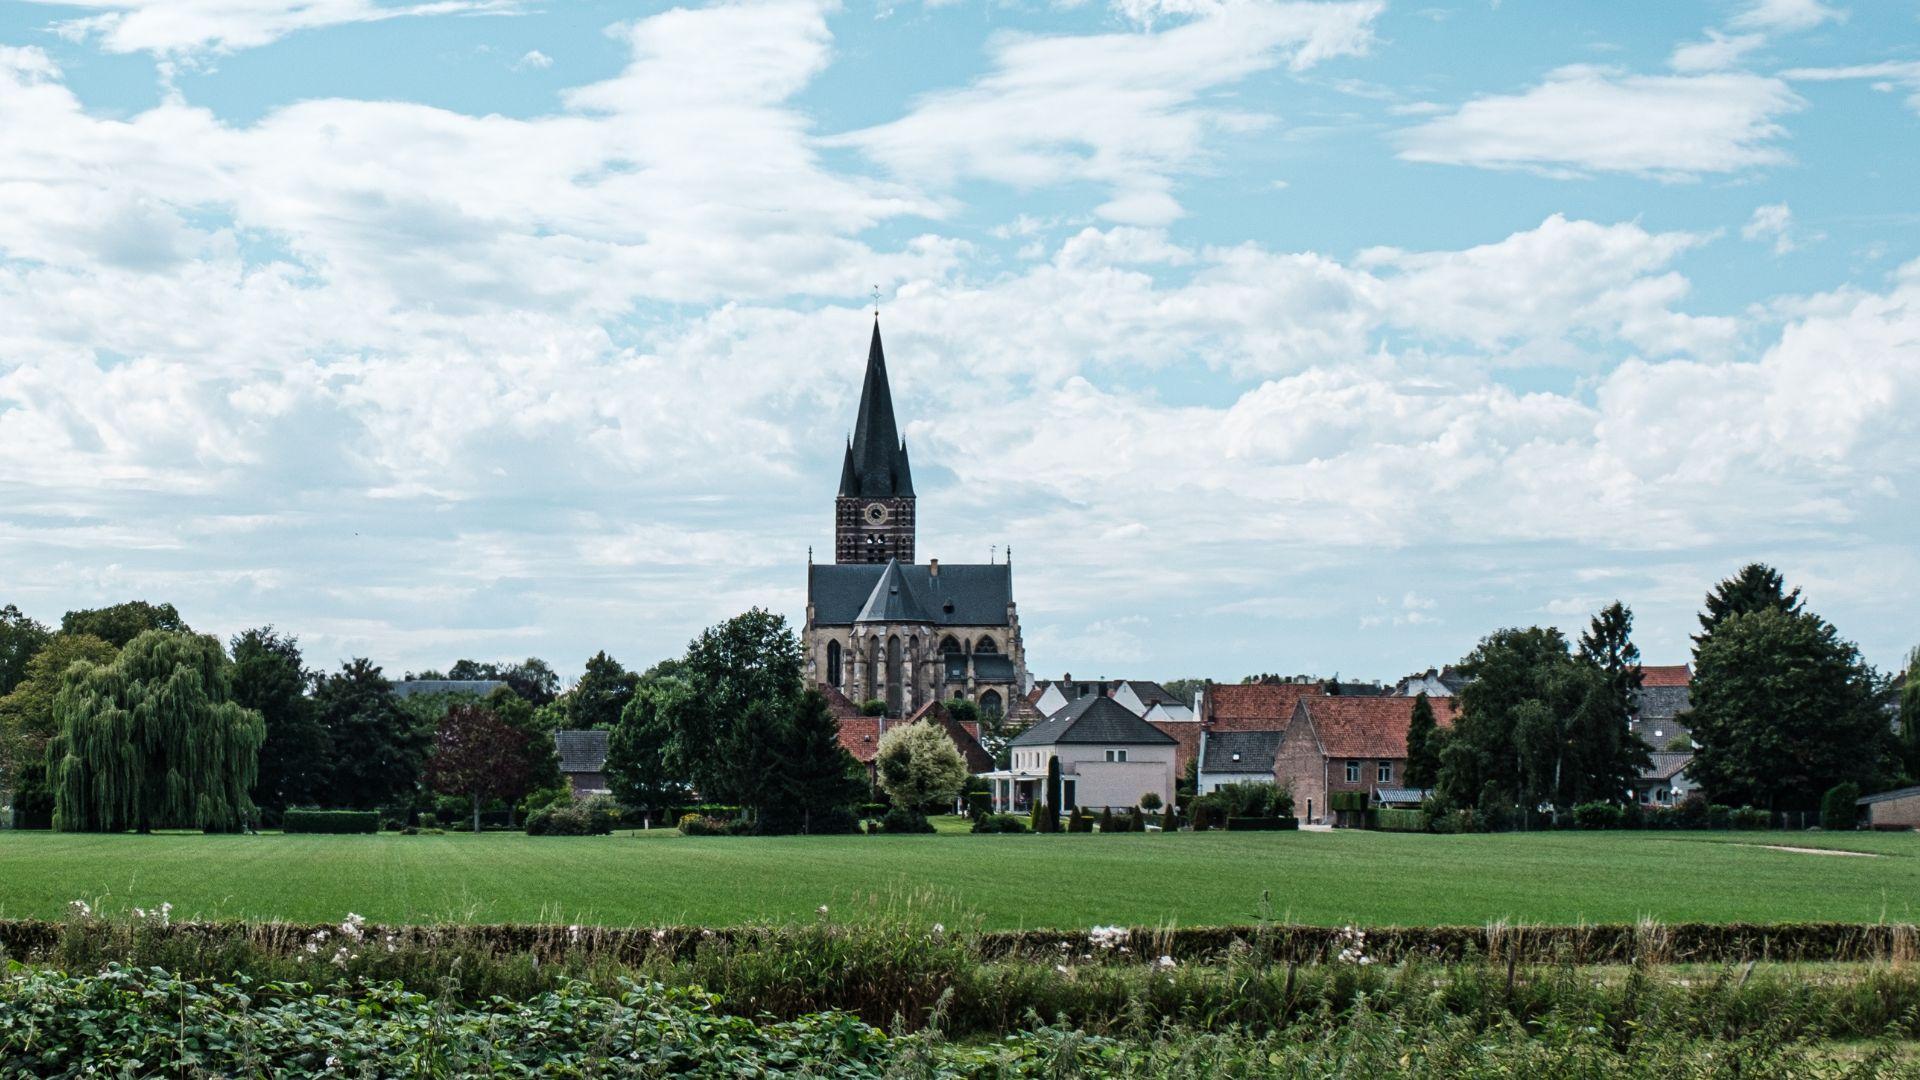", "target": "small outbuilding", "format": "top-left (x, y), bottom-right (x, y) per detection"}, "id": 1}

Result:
top-left (1856, 785), bottom-right (1920, 830)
